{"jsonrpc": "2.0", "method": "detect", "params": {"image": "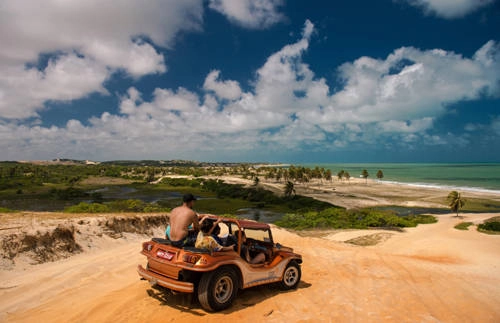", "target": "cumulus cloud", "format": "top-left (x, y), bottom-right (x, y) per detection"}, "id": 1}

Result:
top-left (401, 0), bottom-right (496, 18)
top-left (1, 19), bottom-right (500, 161)
top-left (0, 0), bottom-right (203, 119)
top-left (203, 70), bottom-right (243, 100)
top-left (0, 54), bottom-right (110, 119)
top-left (209, 0), bottom-right (285, 29)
